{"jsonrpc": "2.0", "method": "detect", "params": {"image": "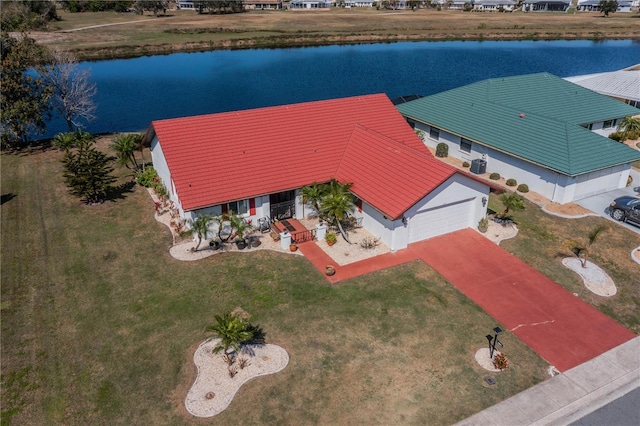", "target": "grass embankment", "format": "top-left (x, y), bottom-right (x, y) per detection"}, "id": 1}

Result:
top-left (1, 143), bottom-right (549, 424)
top-left (31, 8), bottom-right (640, 60)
